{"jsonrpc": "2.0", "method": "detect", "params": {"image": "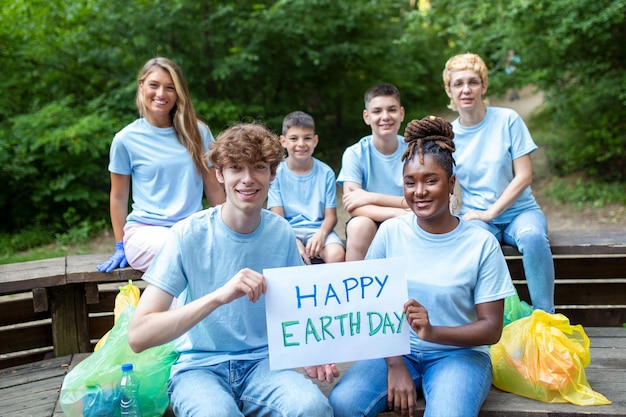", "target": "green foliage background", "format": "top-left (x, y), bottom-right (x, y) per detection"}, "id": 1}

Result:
top-left (1, 0), bottom-right (624, 250)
